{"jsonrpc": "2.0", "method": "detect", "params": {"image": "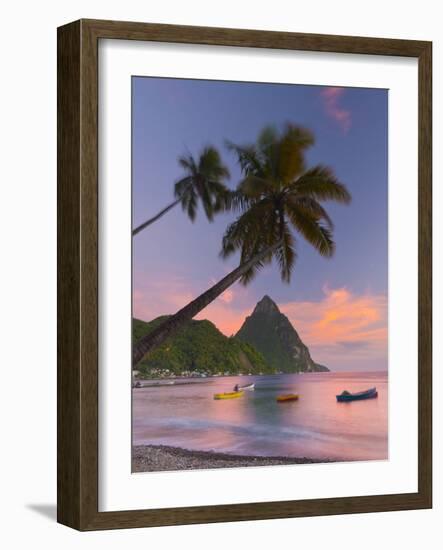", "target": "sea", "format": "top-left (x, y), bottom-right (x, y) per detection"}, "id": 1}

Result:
top-left (132, 371), bottom-right (388, 462)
